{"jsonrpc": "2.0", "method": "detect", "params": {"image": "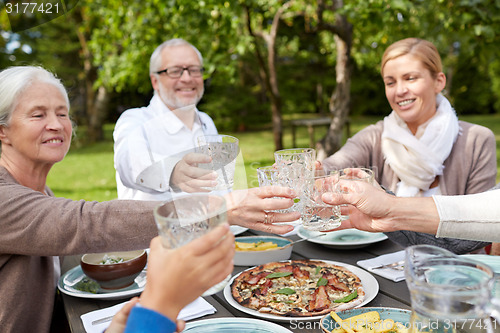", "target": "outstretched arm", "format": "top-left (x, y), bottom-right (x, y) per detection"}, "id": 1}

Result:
top-left (322, 180), bottom-right (439, 234)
